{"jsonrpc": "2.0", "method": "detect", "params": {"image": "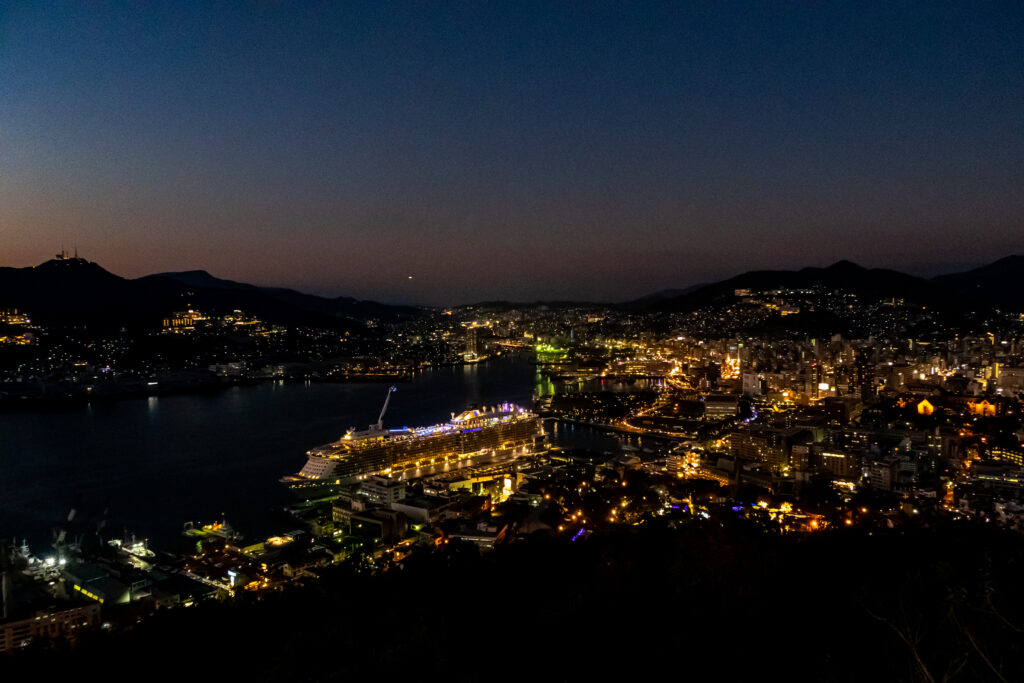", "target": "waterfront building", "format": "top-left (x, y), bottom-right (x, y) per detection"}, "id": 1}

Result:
top-left (360, 475), bottom-right (407, 506)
